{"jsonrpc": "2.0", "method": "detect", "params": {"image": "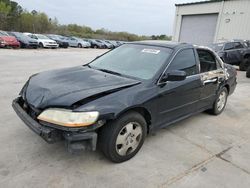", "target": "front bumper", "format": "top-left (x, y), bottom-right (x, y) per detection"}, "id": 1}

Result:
top-left (44, 43), bottom-right (59, 48)
top-left (6, 42), bottom-right (20, 48)
top-left (12, 98), bottom-right (98, 152)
